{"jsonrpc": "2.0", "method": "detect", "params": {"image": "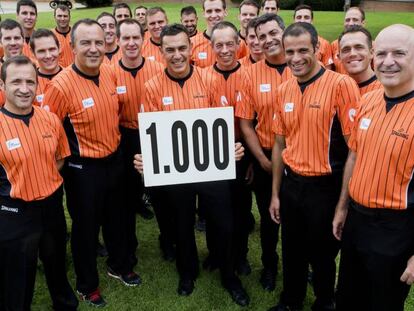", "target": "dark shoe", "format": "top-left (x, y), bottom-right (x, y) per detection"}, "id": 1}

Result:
top-left (268, 303), bottom-right (302, 311)
top-left (107, 266), bottom-right (142, 287)
top-left (202, 256), bottom-right (219, 272)
top-left (236, 259), bottom-right (252, 276)
top-left (177, 279), bottom-right (194, 296)
top-left (312, 299), bottom-right (335, 311)
top-left (226, 285), bottom-right (250, 307)
top-left (159, 235), bottom-right (175, 262)
top-left (97, 241), bottom-right (108, 257)
top-left (195, 218), bottom-right (206, 232)
top-left (137, 204), bottom-right (154, 220)
top-left (260, 268), bottom-right (276, 291)
top-left (77, 289), bottom-right (106, 308)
